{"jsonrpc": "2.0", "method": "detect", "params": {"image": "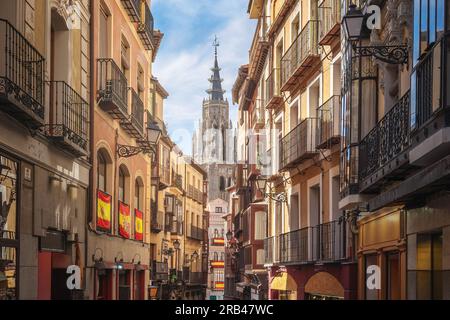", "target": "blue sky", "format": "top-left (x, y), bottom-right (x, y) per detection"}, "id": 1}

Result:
top-left (152, 0), bottom-right (256, 155)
